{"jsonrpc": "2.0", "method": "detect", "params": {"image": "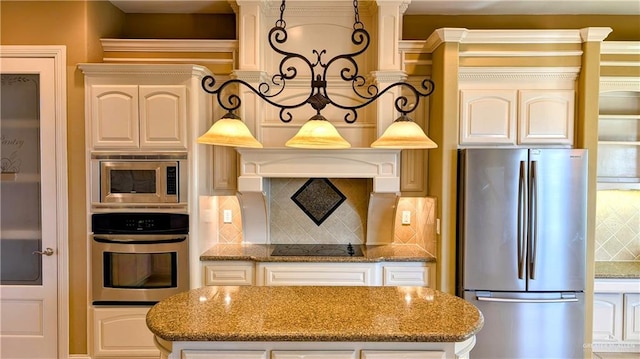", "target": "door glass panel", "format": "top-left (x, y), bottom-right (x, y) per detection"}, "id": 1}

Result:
top-left (0, 74), bottom-right (42, 285)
